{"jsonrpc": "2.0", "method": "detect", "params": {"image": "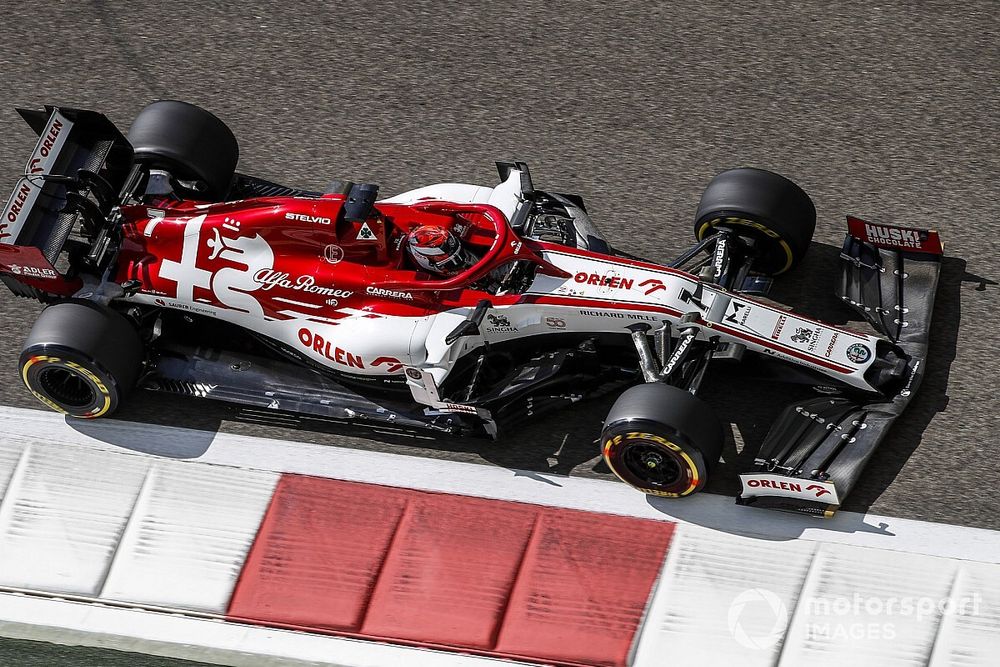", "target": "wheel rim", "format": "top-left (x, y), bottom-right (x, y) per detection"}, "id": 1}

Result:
top-left (37, 366), bottom-right (97, 409)
top-left (622, 442), bottom-right (682, 488)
